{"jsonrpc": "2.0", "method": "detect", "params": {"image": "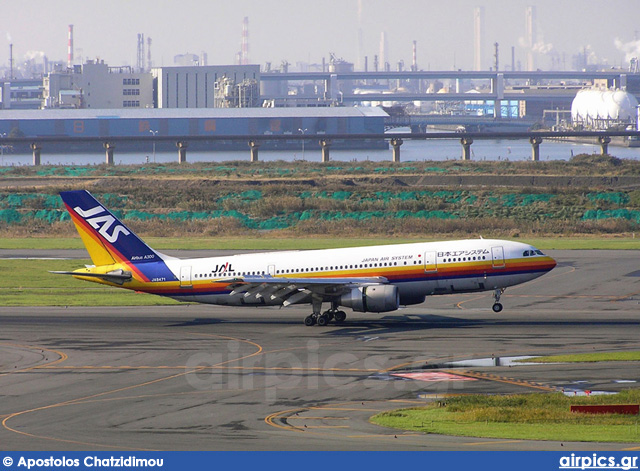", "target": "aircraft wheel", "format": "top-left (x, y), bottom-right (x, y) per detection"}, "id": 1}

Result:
top-left (334, 311), bottom-right (347, 323)
top-left (322, 310), bottom-right (335, 320)
top-left (492, 303), bottom-right (503, 313)
top-left (304, 315), bottom-right (316, 326)
top-left (316, 314), bottom-right (330, 326)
